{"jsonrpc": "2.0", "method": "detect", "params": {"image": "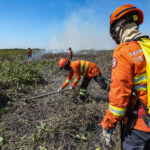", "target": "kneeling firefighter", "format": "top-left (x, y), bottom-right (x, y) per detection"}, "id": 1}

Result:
top-left (58, 58), bottom-right (109, 102)
top-left (100, 4), bottom-right (150, 150)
